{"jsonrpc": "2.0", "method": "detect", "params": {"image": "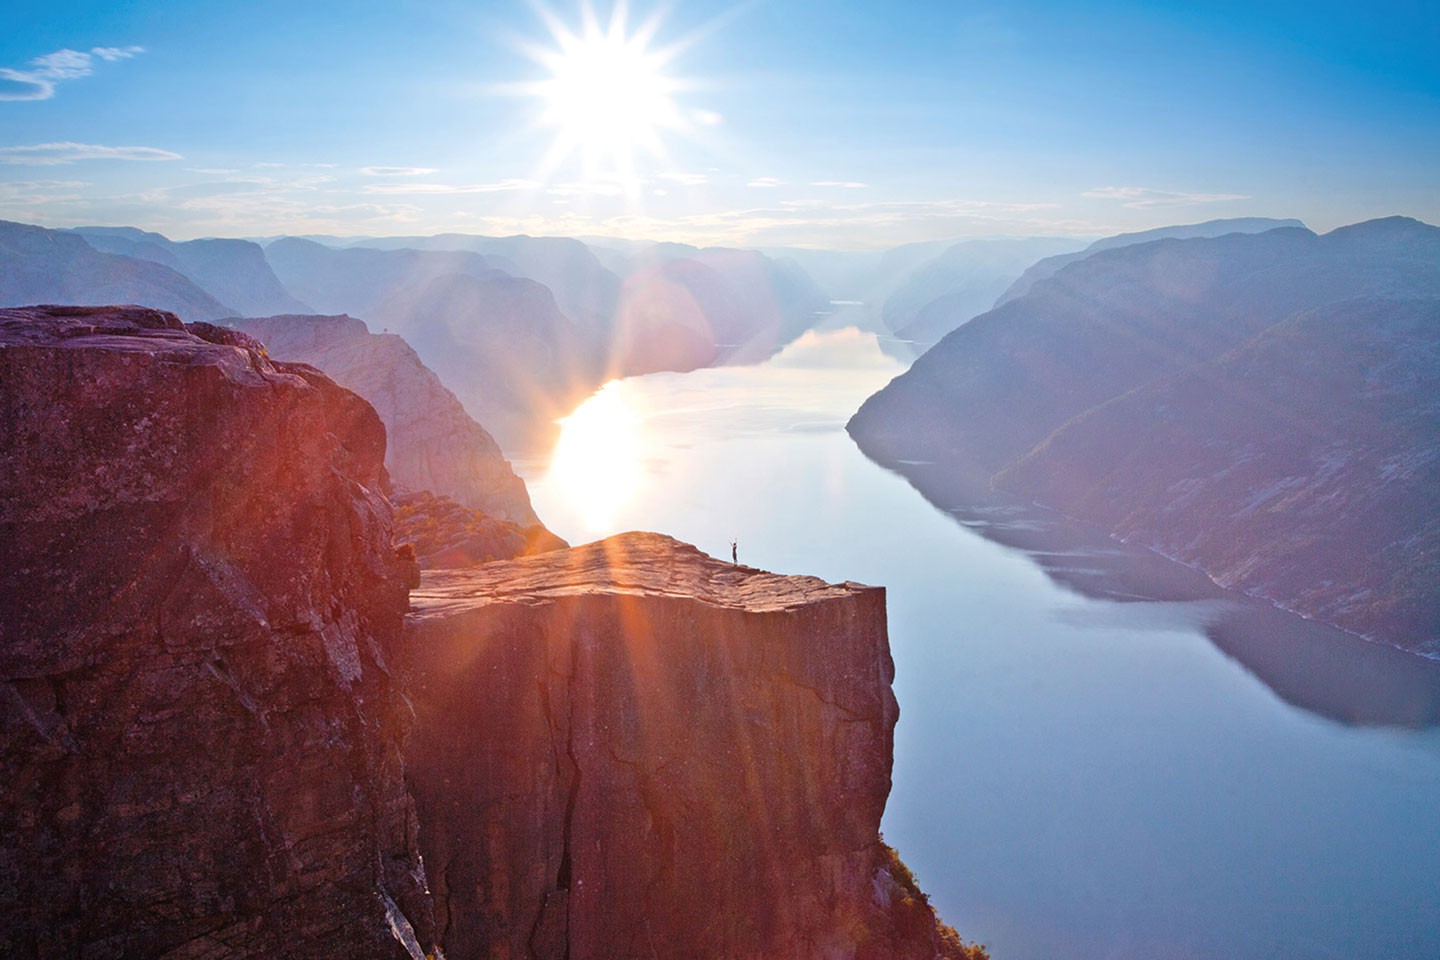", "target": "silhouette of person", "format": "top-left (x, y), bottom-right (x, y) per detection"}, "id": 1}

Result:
top-left (731, 539), bottom-right (737, 564)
